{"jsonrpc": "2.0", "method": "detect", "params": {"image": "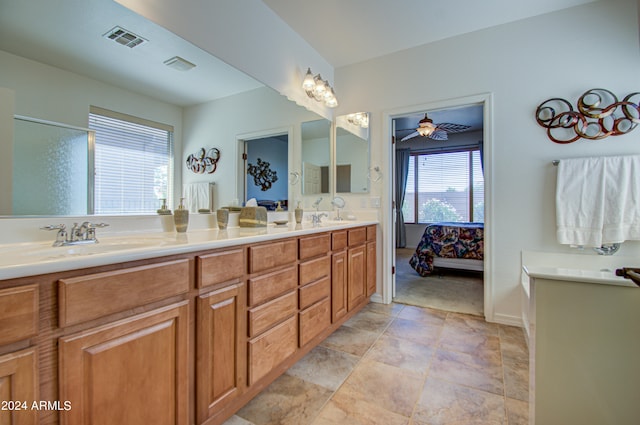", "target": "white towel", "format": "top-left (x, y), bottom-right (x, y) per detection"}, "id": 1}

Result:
top-left (556, 155), bottom-right (640, 247)
top-left (183, 182), bottom-right (213, 213)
